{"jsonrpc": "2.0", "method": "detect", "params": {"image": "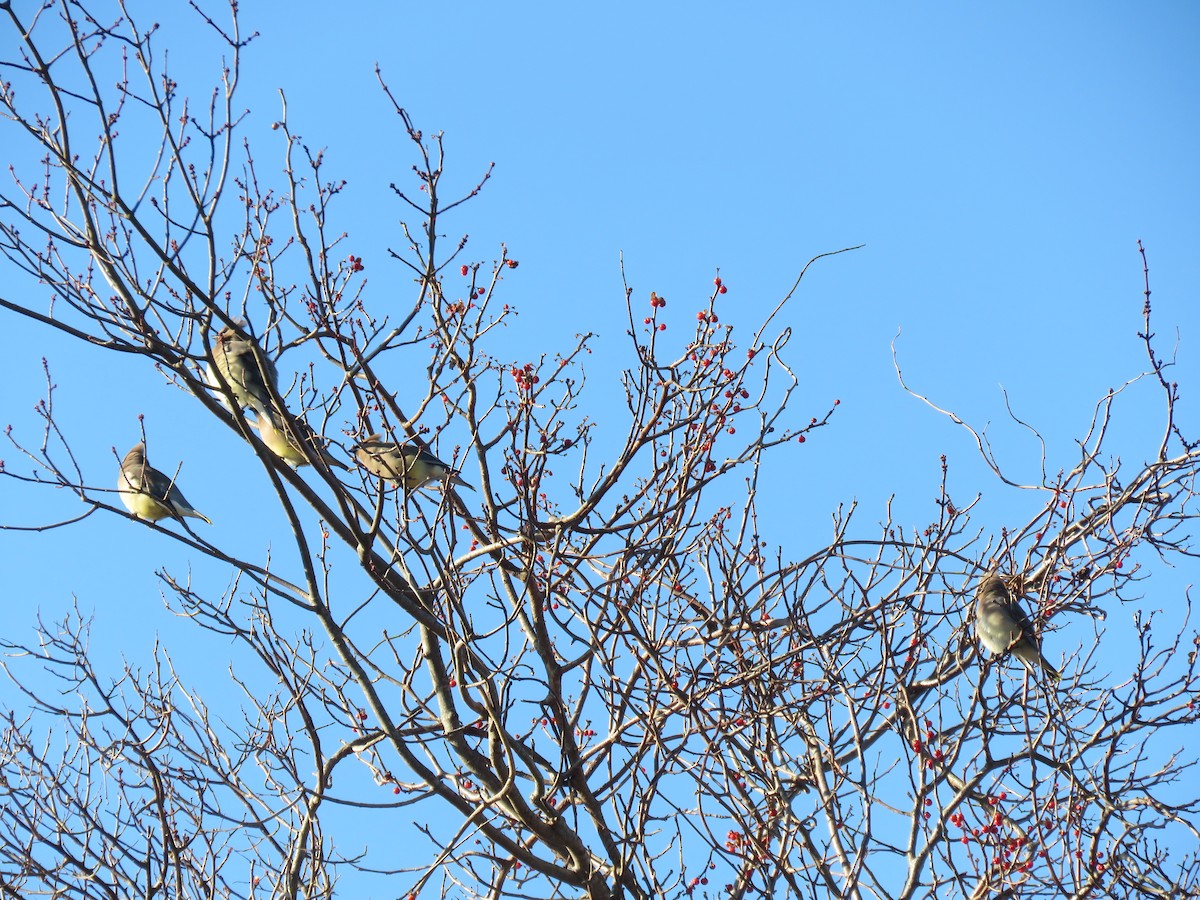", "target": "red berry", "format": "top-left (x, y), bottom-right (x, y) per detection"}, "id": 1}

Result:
top-left (506, 259), bottom-right (519, 268)
top-left (718, 284), bottom-right (727, 294)
top-left (460, 264), bottom-right (469, 276)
